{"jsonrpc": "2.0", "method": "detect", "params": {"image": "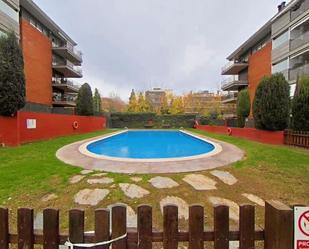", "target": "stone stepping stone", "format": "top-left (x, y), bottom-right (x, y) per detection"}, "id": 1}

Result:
top-left (230, 241), bottom-right (239, 249)
top-left (210, 170), bottom-right (238, 185)
top-left (119, 183), bottom-right (150, 199)
top-left (74, 189), bottom-right (110, 206)
top-left (242, 193), bottom-right (265, 207)
top-left (208, 197), bottom-right (239, 221)
top-left (160, 196), bottom-right (189, 220)
top-left (183, 174), bottom-right (217, 190)
top-left (41, 193), bottom-right (58, 202)
top-left (130, 177), bottom-right (143, 183)
top-left (87, 177), bottom-right (114, 185)
top-left (149, 176), bottom-right (179, 189)
top-left (108, 204), bottom-right (137, 228)
top-left (80, 170), bottom-right (94, 175)
top-left (69, 175), bottom-right (85, 184)
top-left (92, 173), bottom-right (108, 177)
